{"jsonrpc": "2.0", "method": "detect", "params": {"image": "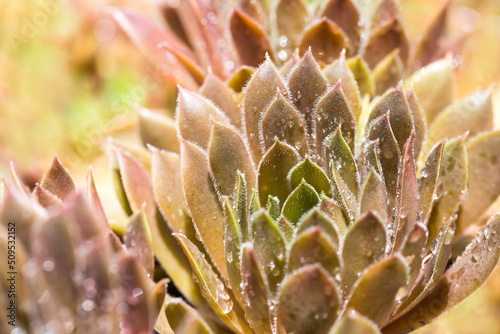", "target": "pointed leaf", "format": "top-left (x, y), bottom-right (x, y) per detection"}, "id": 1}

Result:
top-left (228, 66), bottom-right (254, 93)
top-left (200, 74), bottom-right (242, 129)
top-left (165, 298), bottom-right (214, 334)
top-left (244, 58), bottom-right (288, 163)
top-left (367, 86), bottom-right (413, 152)
top-left (405, 88), bottom-right (427, 159)
top-left (401, 222), bottom-right (428, 288)
top-left (347, 57), bottom-right (375, 97)
top-left (329, 310), bottom-right (380, 334)
top-left (230, 9), bottom-right (274, 67)
top-left (276, 0), bottom-right (309, 52)
top-left (283, 181), bottom-right (320, 226)
top-left (266, 195), bottom-right (280, 221)
top-left (342, 212), bottom-right (387, 292)
top-left (319, 196), bottom-right (348, 236)
top-left (223, 197), bottom-right (243, 307)
top-left (180, 139), bottom-right (227, 277)
top-left (422, 89), bottom-right (493, 159)
top-left (360, 169), bottom-right (388, 224)
top-left (393, 133), bottom-right (418, 251)
top-left (373, 49), bottom-right (404, 95)
top-left (235, 173), bottom-right (249, 240)
top-left (277, 216), bottom-right (295, 243)
top-left (257, 140), bottom-right (299, 207)
top-left (250, 210), bottom-right (287, 294)
top-left (315, 82), bottom-right (357, 157)
top-left (260, 92), bottom-right (309, 156)
top-left (240, 244), bottom-right (273, 334)
top-left (404, 58), bottom-right (456, 125)
top-left (33, 185), bottom-right (63, 212)
top-left (174, 234), bottom-right (251, 334)
top-left (209, 121), bottom-right (256, 197)
top-left (324, 52), bottom-right (362, 117)
top-left (325, 128), bottom-right (359, 196)
top-left (330, 163), bottom-right (358, 223)
top-left (427, 135), bottom-right (467, 244)
top-left (288, 227), bottom-right (340, 275)
top-left (458, 130), bottom-right (500, 231)
top-left (383, 215), bottom-right (500, 333)
top-left (299, 18), bottom-right (349, 65)
top-left (346, 255), bottom-right (408, 326)
top-left (124, 211), bottom-right (155, 277)
top-left (288, 157), bottom-right (332, 197)
top-left (289, 50), bottom-right (329, 138)
top-left (40, 156), bottom-right (75, 203)
top-left (418, 141), bottom-right (445, 226)
top-left (278, 264), bottom-right (341, 334)
top-left (87, 167), bottom-right (107, 223)
top-left (363, 18), bottom-right (409, 69)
